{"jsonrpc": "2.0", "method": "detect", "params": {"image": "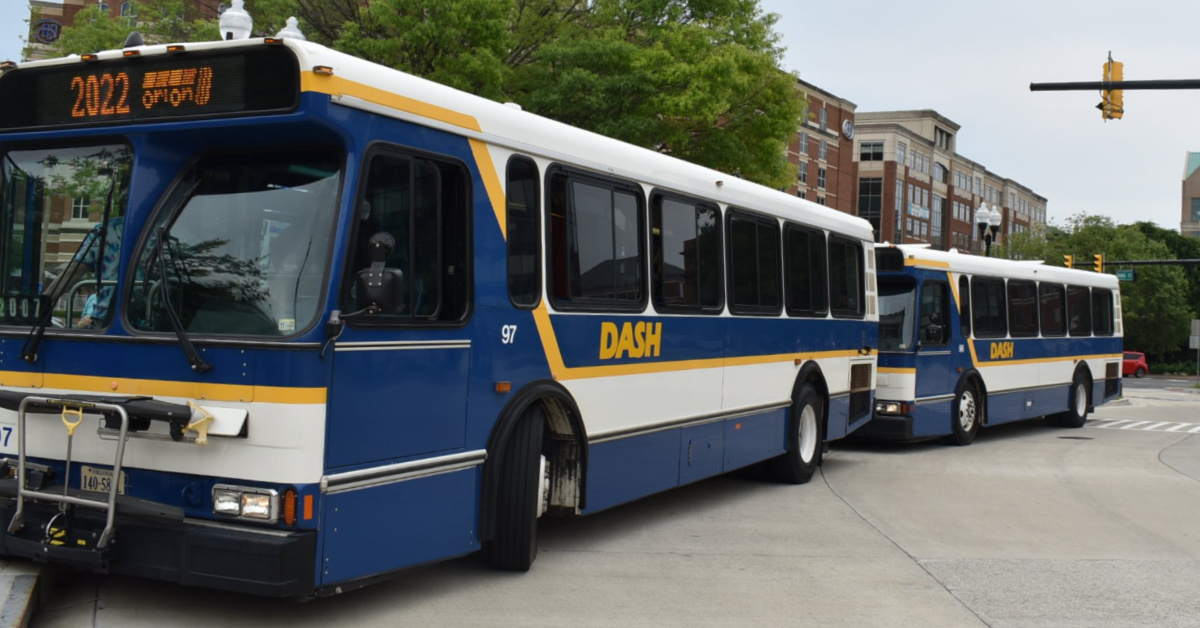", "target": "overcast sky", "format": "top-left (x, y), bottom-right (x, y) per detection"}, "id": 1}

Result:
top-left (2, 2), bottom-right (1198, 230)
top-left (759, 0), bottom-right (1200, 230)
